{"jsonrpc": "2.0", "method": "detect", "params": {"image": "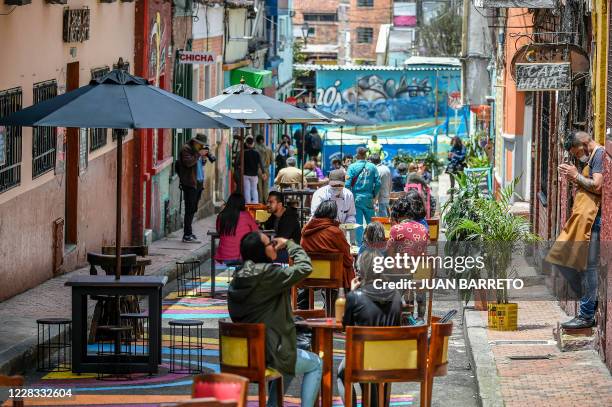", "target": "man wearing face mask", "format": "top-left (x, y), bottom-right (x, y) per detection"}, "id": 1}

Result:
top-left (547, 130), bottom-right (604, 329)
top-left (310, 169), bottom-right (357, 224)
